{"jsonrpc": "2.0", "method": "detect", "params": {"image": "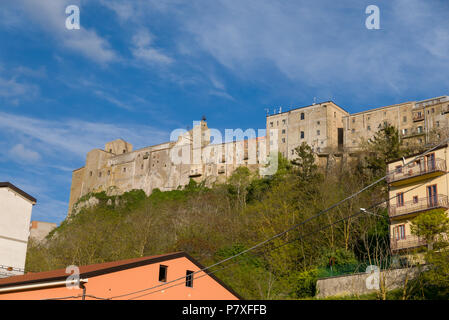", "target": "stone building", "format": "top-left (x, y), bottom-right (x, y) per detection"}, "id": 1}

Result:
top-left (29, 221), bottom-right (57, 243)
top-left (266, 102), bottom-right (348, 161)
top-left (67, 120), bottom-right (267, 217)
top-left (344, 96), bottom-right (449, 152)
top-left (68, 95), bottom-right (449, 217)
